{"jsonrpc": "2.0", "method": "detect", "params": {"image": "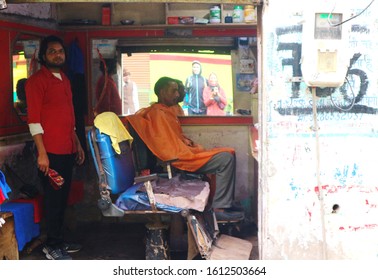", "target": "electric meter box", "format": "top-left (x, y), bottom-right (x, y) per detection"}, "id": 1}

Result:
top-left (301, 6), bottom-right (350, 88)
